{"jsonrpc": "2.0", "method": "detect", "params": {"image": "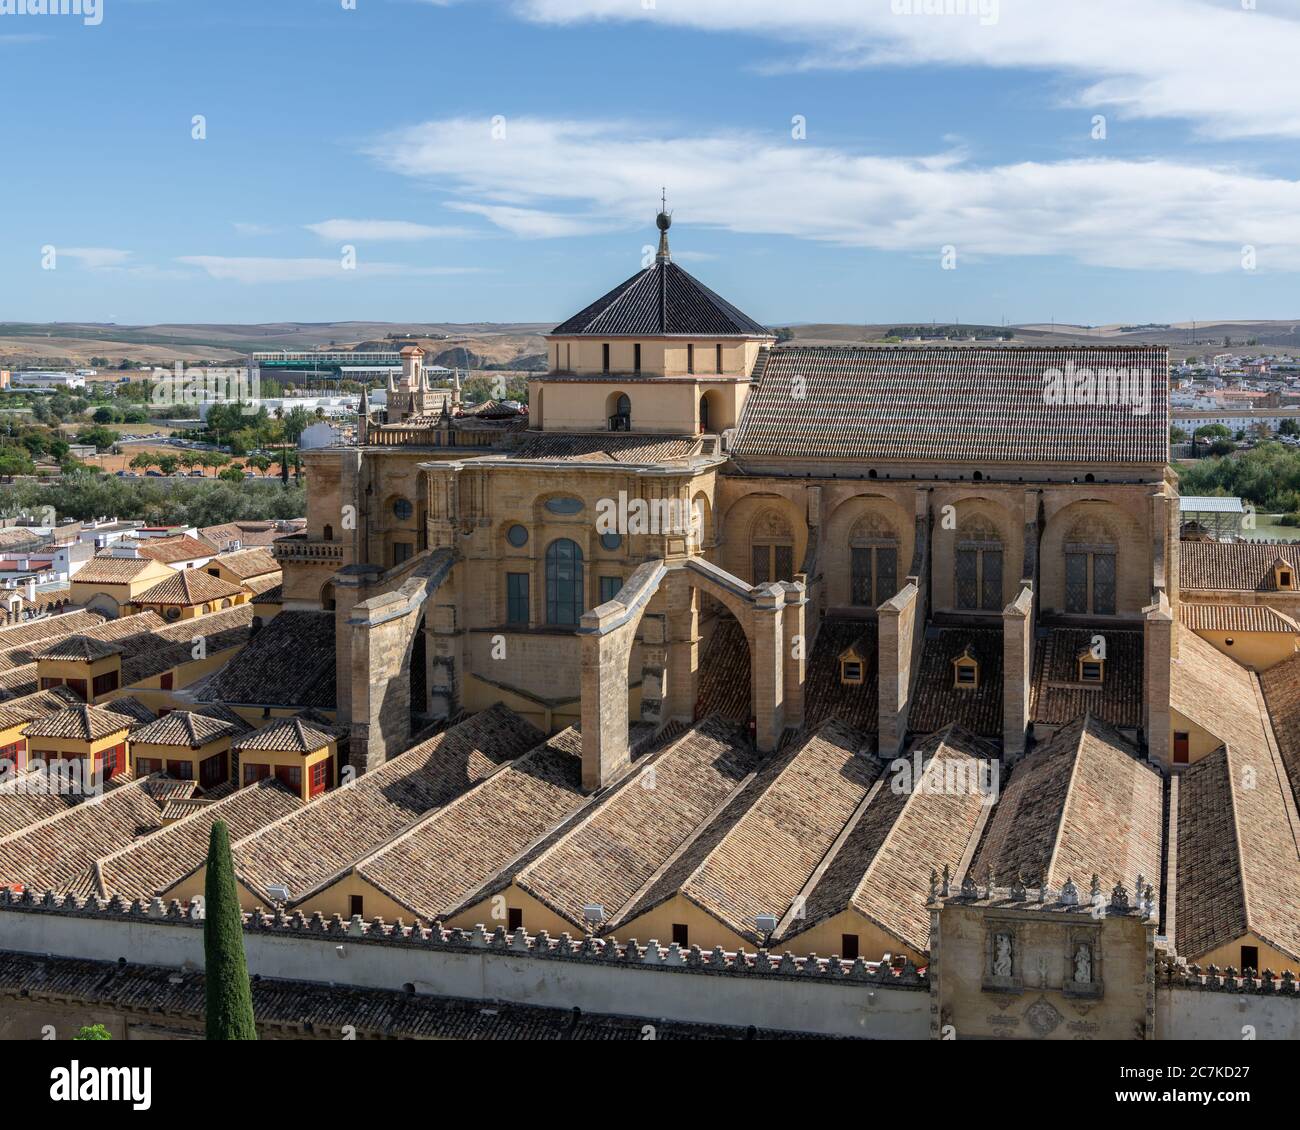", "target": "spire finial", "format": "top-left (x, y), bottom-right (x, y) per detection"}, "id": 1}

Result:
top-left (655, 190), bottom-right (672, 263)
